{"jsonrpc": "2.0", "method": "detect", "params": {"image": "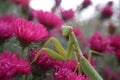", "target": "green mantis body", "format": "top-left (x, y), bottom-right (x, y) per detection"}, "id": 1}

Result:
top-left (32, 26), bottom-right (103, 80)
